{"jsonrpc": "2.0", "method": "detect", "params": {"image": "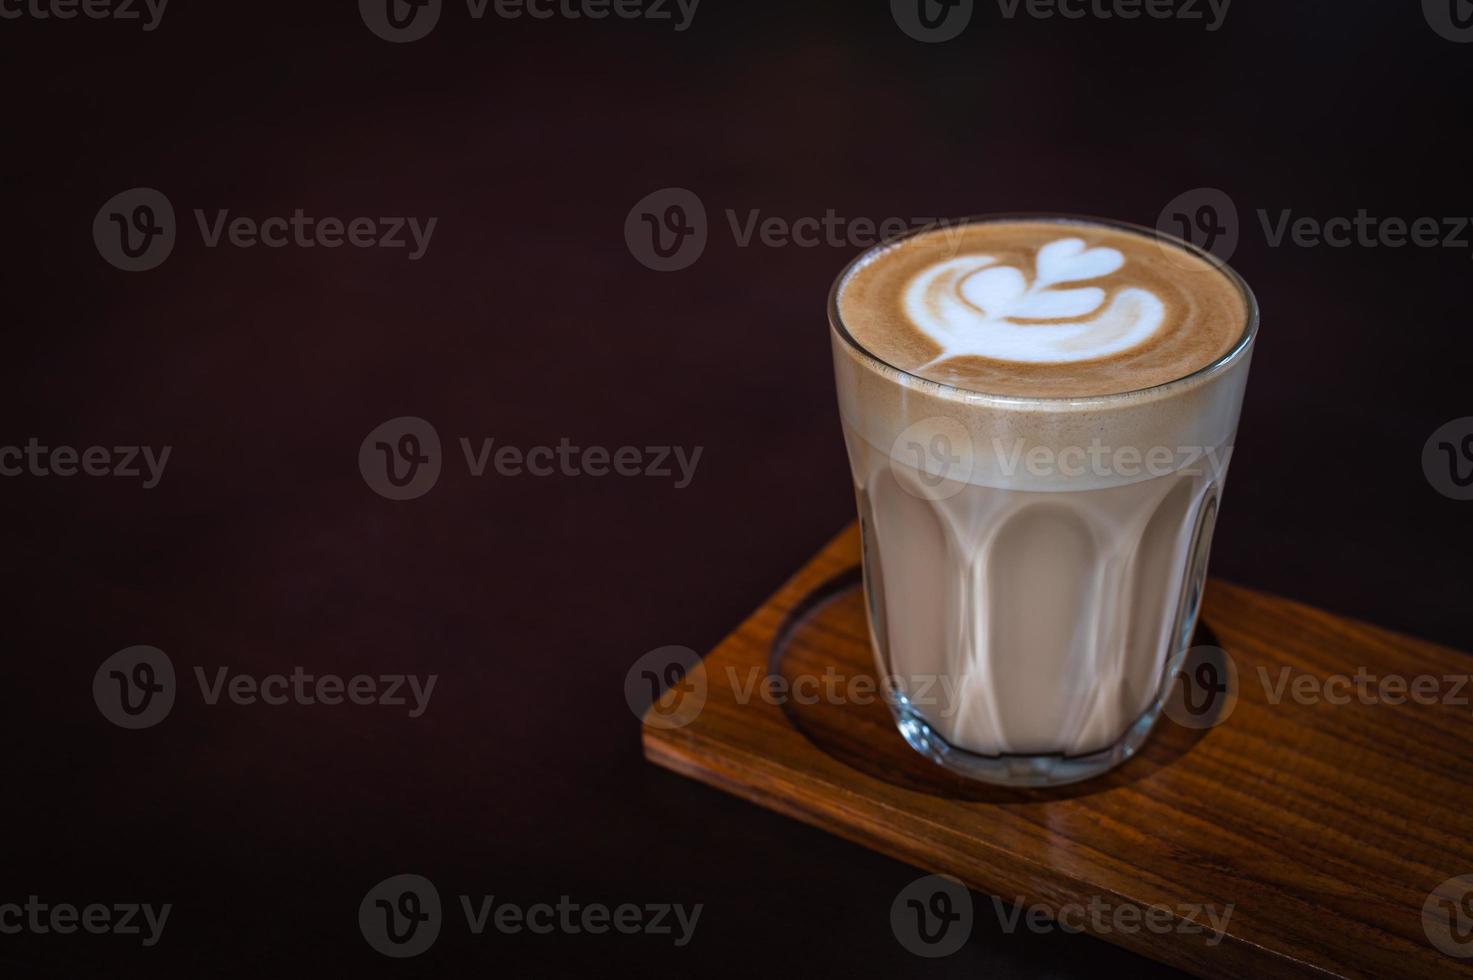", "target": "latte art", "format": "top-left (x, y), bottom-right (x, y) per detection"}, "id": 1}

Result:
top-left (836, 218), bottom-right (1247, 398)
top-left (906, 238), bottom-right (1166, 366)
